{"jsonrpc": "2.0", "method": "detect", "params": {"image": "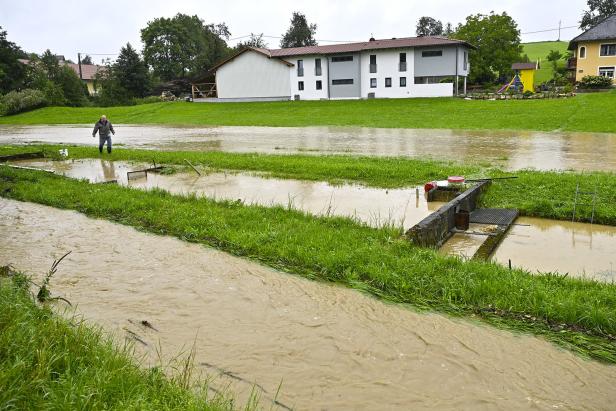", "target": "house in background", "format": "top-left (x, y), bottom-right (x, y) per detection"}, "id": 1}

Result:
top-left (568, 14), bottom-right (616, 83)
top-left (210, 36), bottom-right (473, 101)
top-left (18, 56), bottom-right (105, 95)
